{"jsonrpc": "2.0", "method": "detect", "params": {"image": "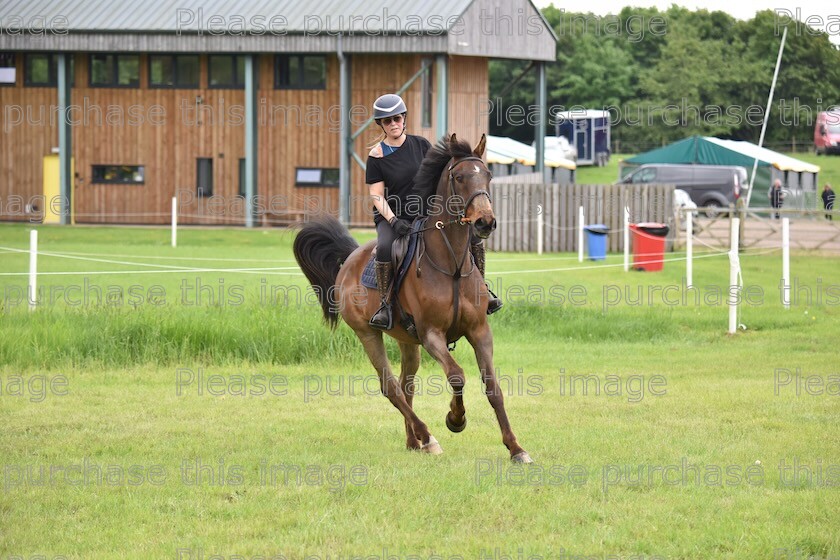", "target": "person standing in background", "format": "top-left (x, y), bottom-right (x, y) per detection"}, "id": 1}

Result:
top-left (822, 183), bottom-right (835, 221)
